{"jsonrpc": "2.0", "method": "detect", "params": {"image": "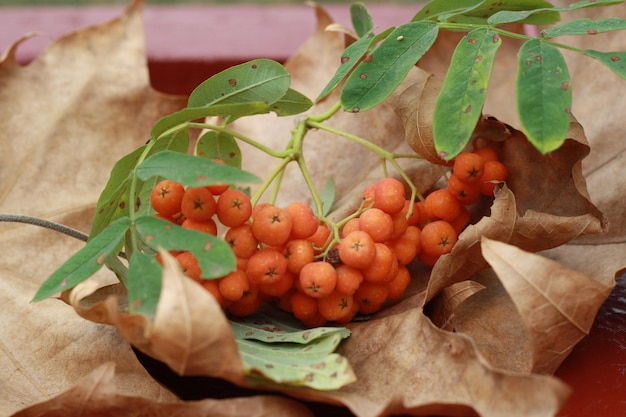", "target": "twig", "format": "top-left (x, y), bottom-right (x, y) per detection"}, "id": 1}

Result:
top-left (0, 213), bottom-right (88, 242)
